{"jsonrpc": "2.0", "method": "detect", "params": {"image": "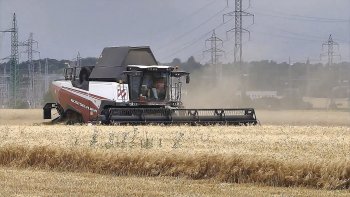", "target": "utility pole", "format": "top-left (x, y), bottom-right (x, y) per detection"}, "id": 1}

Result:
top-left (321, 34), bottom-right (341, 66)
top-left (0, 59), bottom-right (9, 108)
top-left (36, 54), bottom-right (43, 105)
top-left (348, 18), bottom-right (350, 63)
top-left (76, 52), bottom-right (81, 67)
top-left (306, 57), bottom-right (311, 97)
top-left (0, 13), bottom-right (19, 108)
top-left (348, 18), bottom-right (350, 105)
top-left (203, 30), bottom-right (225, 82)
top-left (44, 58), bottom-right (49, 93)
